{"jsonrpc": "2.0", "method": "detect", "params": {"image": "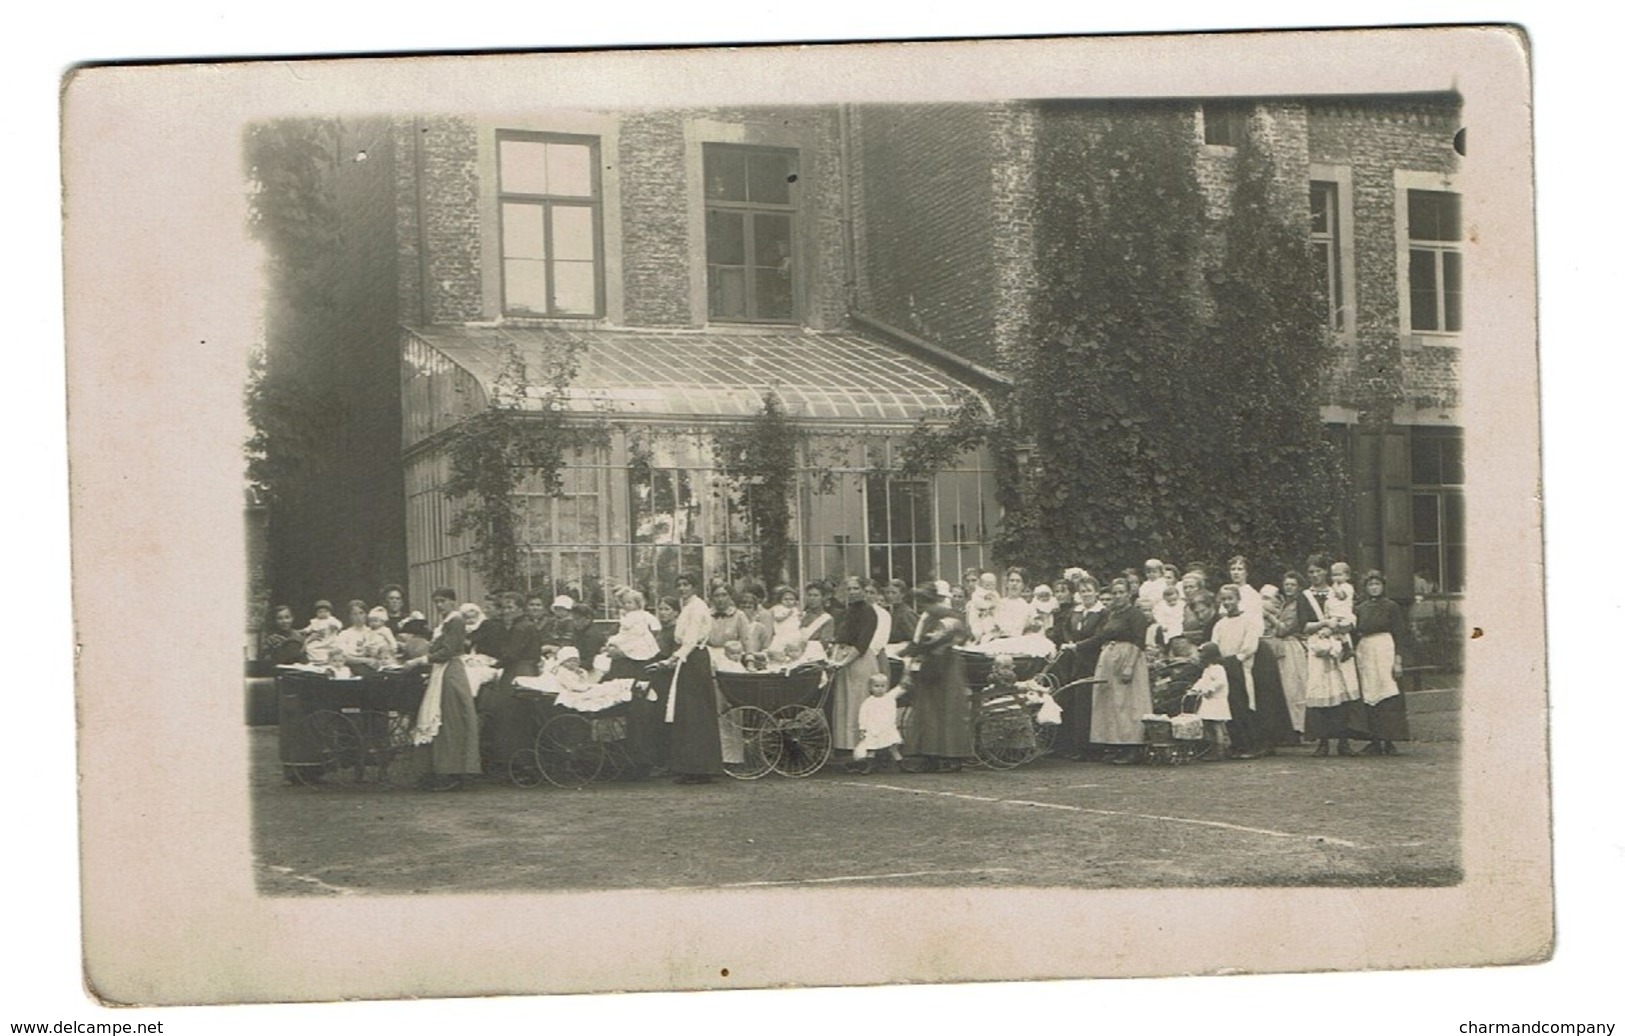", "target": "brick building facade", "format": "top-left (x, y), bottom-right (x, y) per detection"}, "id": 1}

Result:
top-left (253, 96), bottom-right (1463, 663)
